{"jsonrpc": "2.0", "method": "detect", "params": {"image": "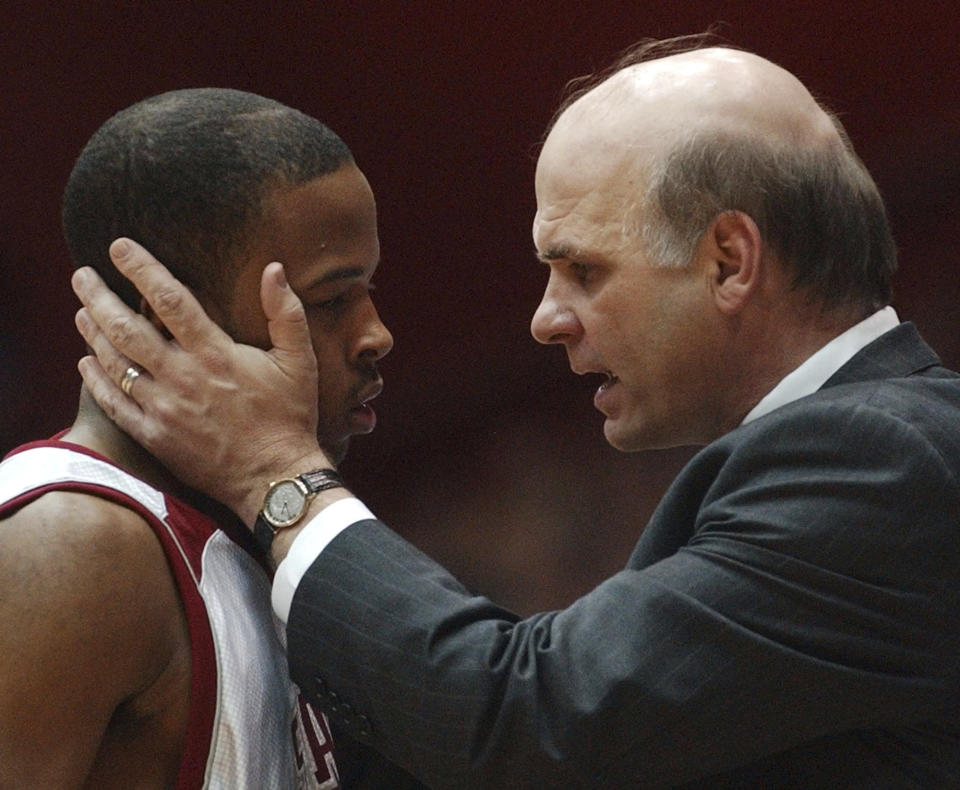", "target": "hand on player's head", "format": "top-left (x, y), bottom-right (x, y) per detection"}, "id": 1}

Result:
top-left (72, 238), bottom-right (327, 523)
